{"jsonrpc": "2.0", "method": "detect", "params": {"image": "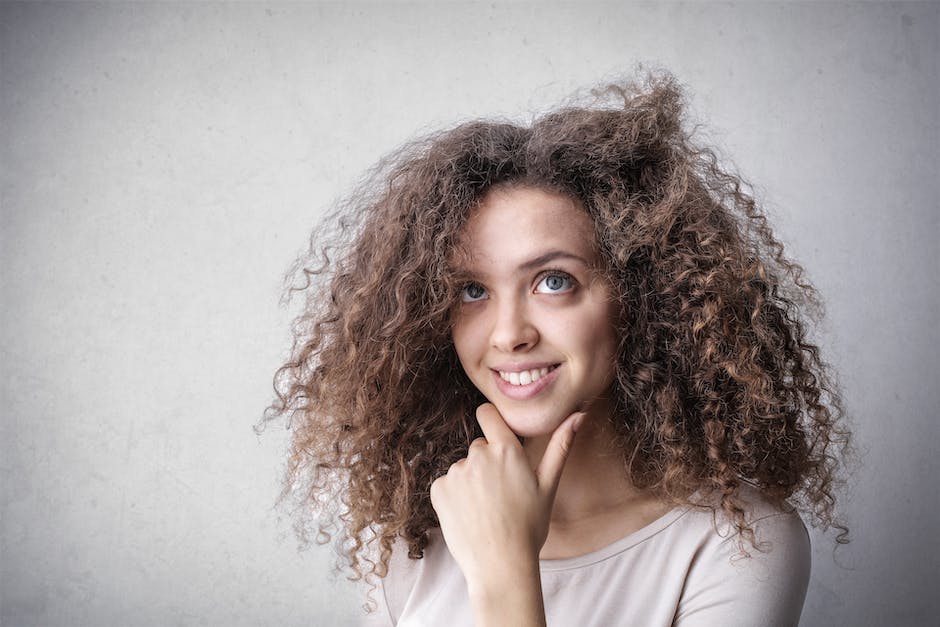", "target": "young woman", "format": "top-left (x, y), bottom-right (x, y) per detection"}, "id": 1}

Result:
top-left (267, 74), bottom-right (848, 626)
